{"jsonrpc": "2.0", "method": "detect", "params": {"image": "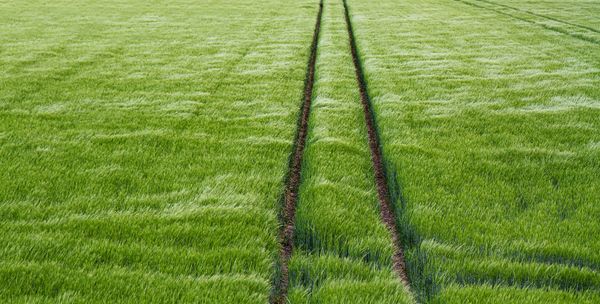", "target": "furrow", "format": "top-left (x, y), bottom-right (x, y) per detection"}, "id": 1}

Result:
top-left (341, 0), bottom-right (412, 292)
top-left (270, 1), bottom-right (324, 303)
